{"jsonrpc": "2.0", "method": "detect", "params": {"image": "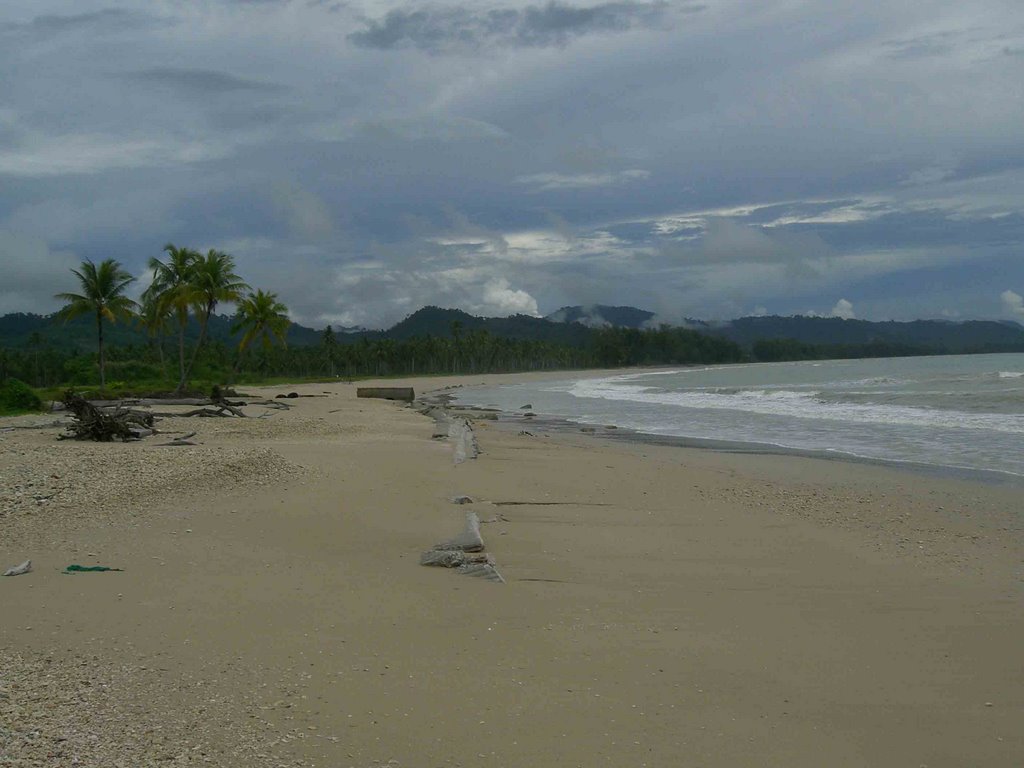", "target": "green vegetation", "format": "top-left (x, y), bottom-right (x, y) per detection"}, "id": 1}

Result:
top-left (54, 259), bottom-right (138, 390)
top-left (7, 255), bottom-right (1021, 408)
top-left (751, 337), bottom-right (931, 362)
top-left (0, 378), bottom-right (43, 415)
top-left (231, 289), bottom-right (290, 378)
